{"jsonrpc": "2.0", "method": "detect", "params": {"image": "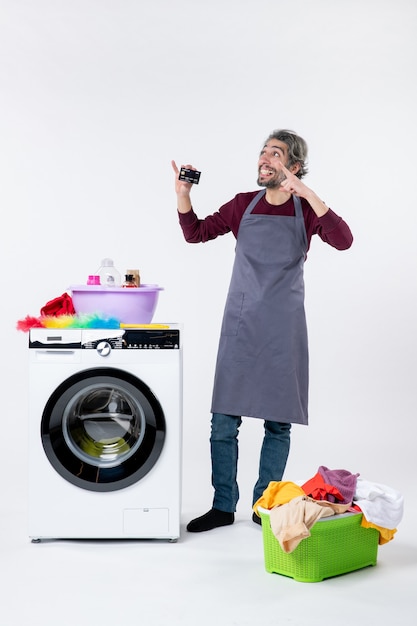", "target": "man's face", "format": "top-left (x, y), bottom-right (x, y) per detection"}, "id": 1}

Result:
top-left (257, 139), bottom-right (290, 189)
